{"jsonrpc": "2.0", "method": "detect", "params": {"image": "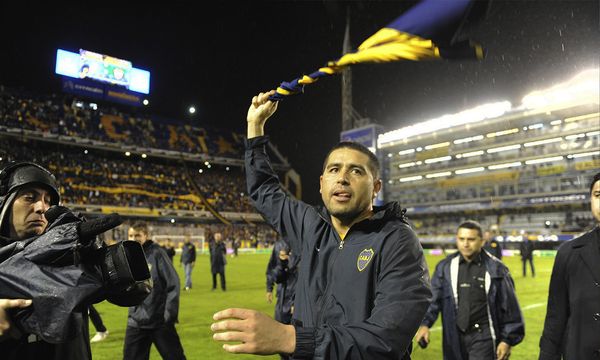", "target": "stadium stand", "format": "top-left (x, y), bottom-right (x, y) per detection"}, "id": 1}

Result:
top-left (0, 85), bottom-right (294, 242)
top-left (378, 69), bottom-right (600, 249)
